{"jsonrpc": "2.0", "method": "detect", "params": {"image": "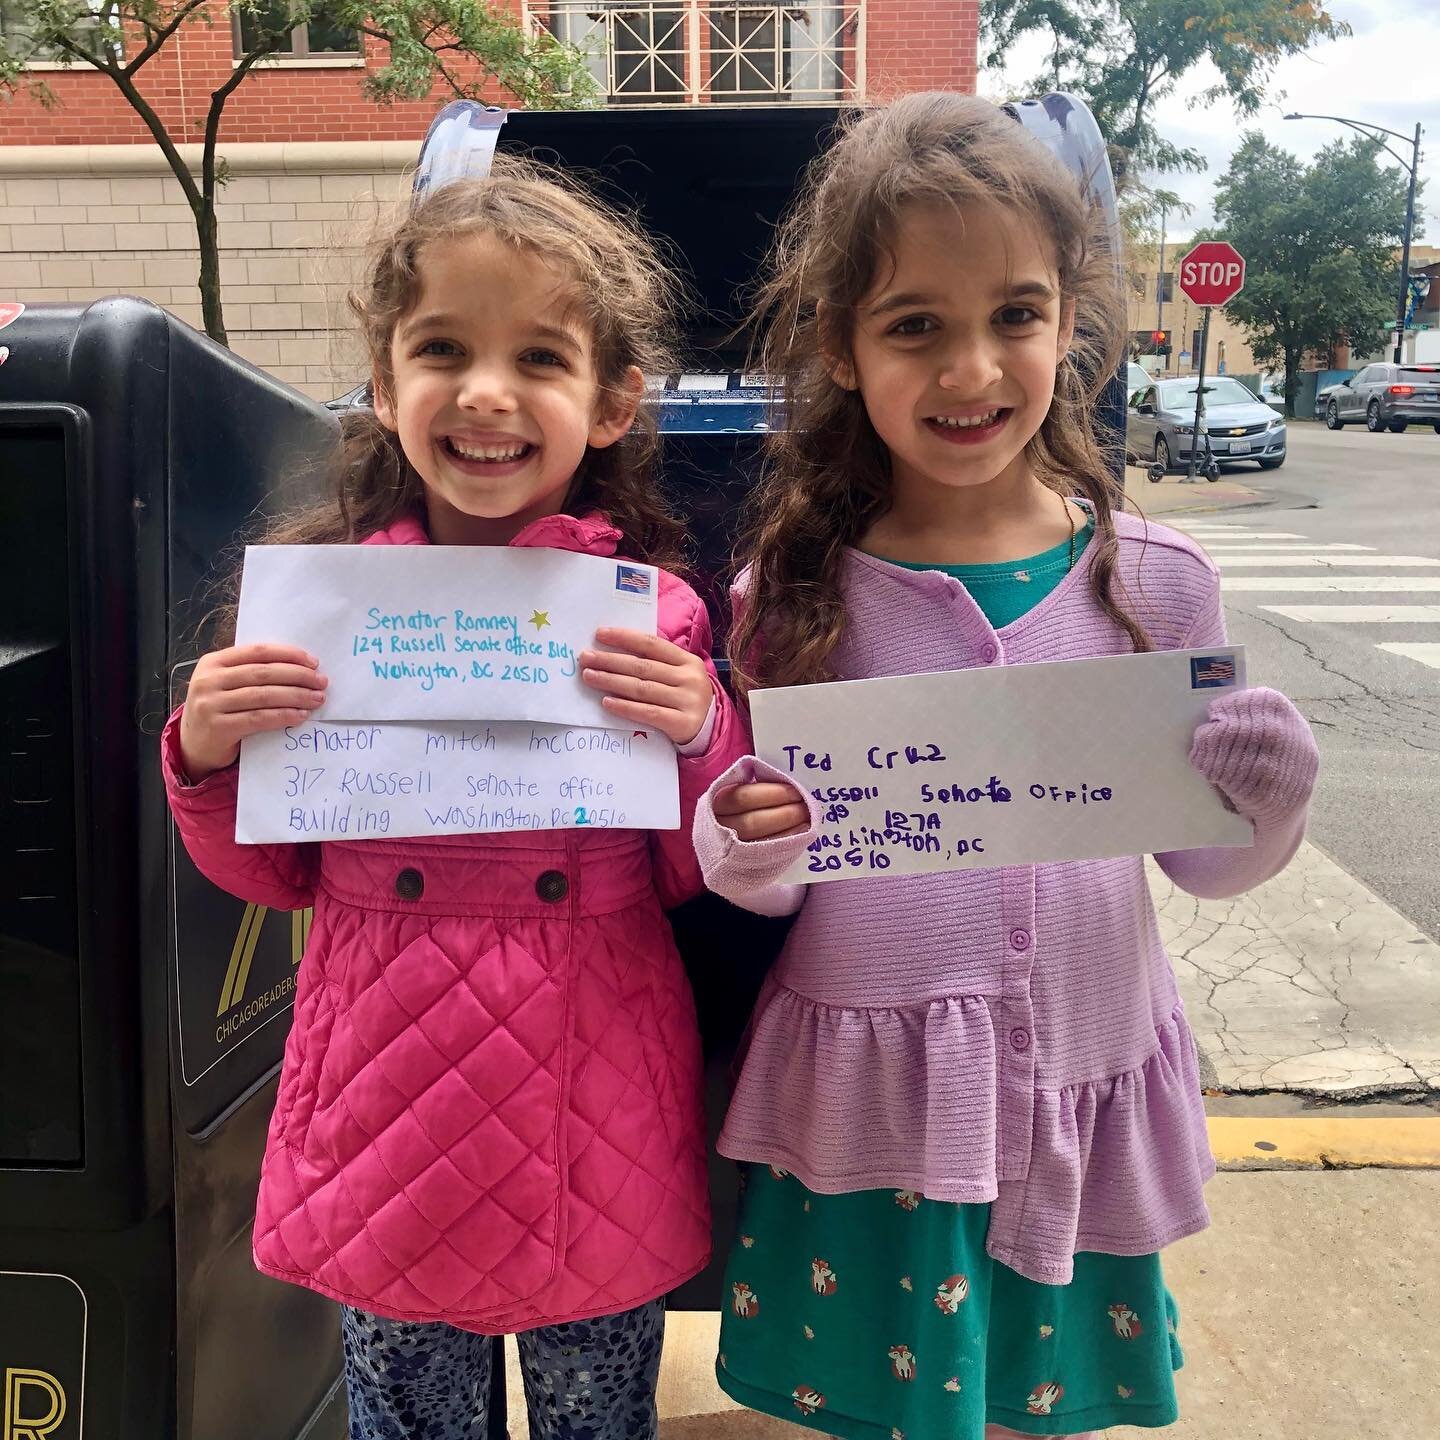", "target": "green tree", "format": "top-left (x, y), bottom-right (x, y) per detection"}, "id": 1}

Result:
top-left (1118, 177), bottom-right (1185, 284)
top-left (980, 0), bottom-right (1349, 184)
top-left (1201, 131), bottom-right (1418, 415)
top-left (0, 0), bottom-right (599, 344)
top-left (1111, 178), bottom-right (1188, 343)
